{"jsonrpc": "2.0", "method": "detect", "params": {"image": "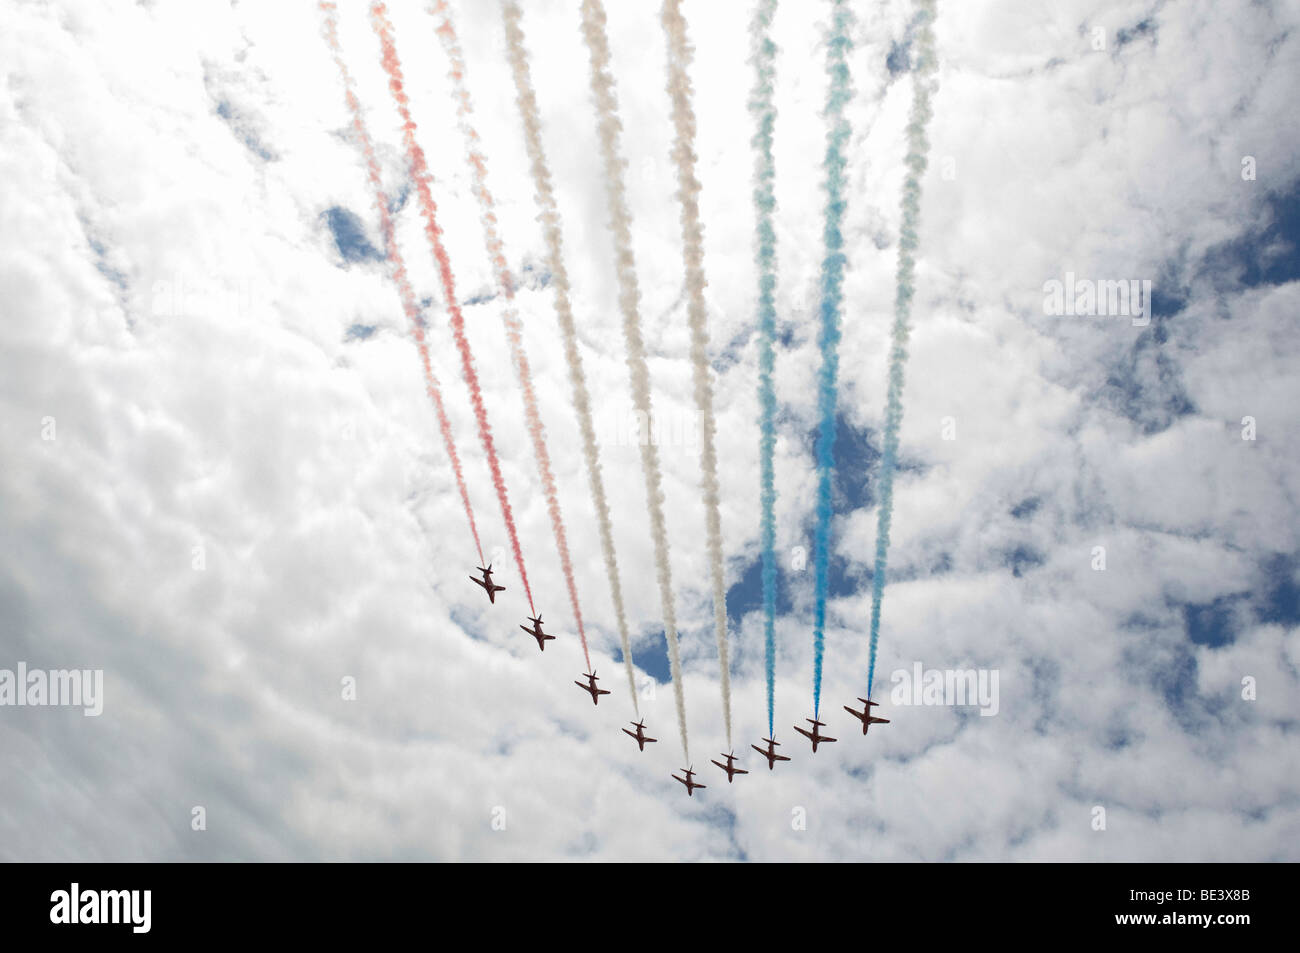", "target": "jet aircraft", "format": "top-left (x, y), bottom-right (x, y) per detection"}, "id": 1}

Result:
top-left (519, 614), bottom-right (554, 651)
top-left (793, 717), bottom-right (837, 752)
top-left (672, 767), bottom-right (706, 797)
top-left (574, 671), bottom-right (610, 705)
top-left (844, 698), bottom-right (890, 735)
top-left (710, 751), bottom-right (748, 783)
top-left (751, 737), bottom-right (791, 770)
top-left (622, 720), bottom-right (657, 751)
top-left (470, 565), bottom-right (505, 604)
